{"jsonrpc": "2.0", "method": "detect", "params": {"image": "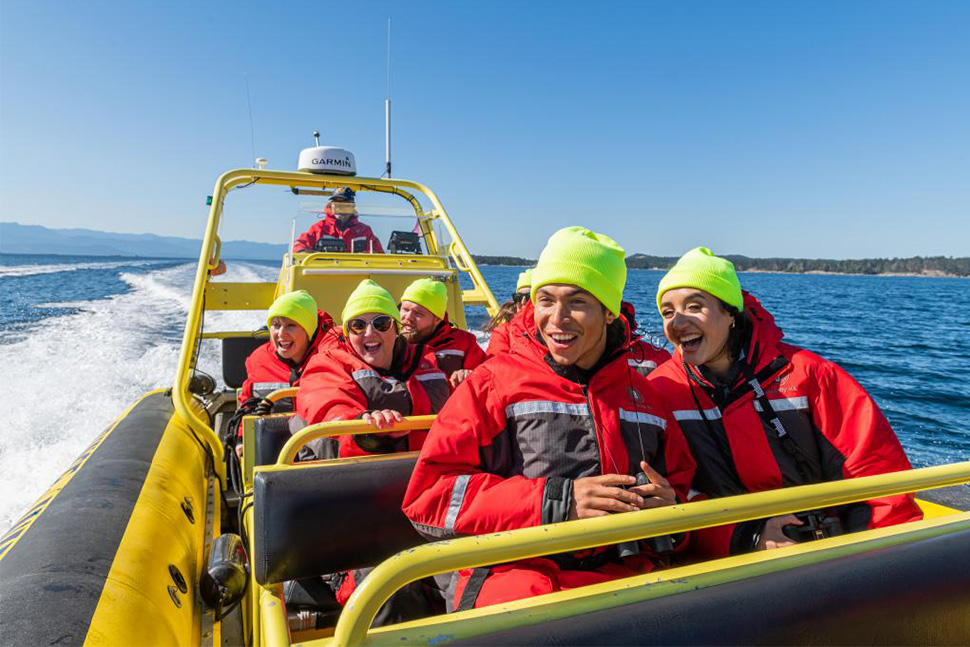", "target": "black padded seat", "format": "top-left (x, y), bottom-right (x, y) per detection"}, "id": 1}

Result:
top-left (253, 453), bottom-right (423, 585)
top-left (455, 525), bottom-right (970, 646)
top-left (253, 415), bottom-right (296, 468)
top-left (222, 336), bottom-right (268, 388)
